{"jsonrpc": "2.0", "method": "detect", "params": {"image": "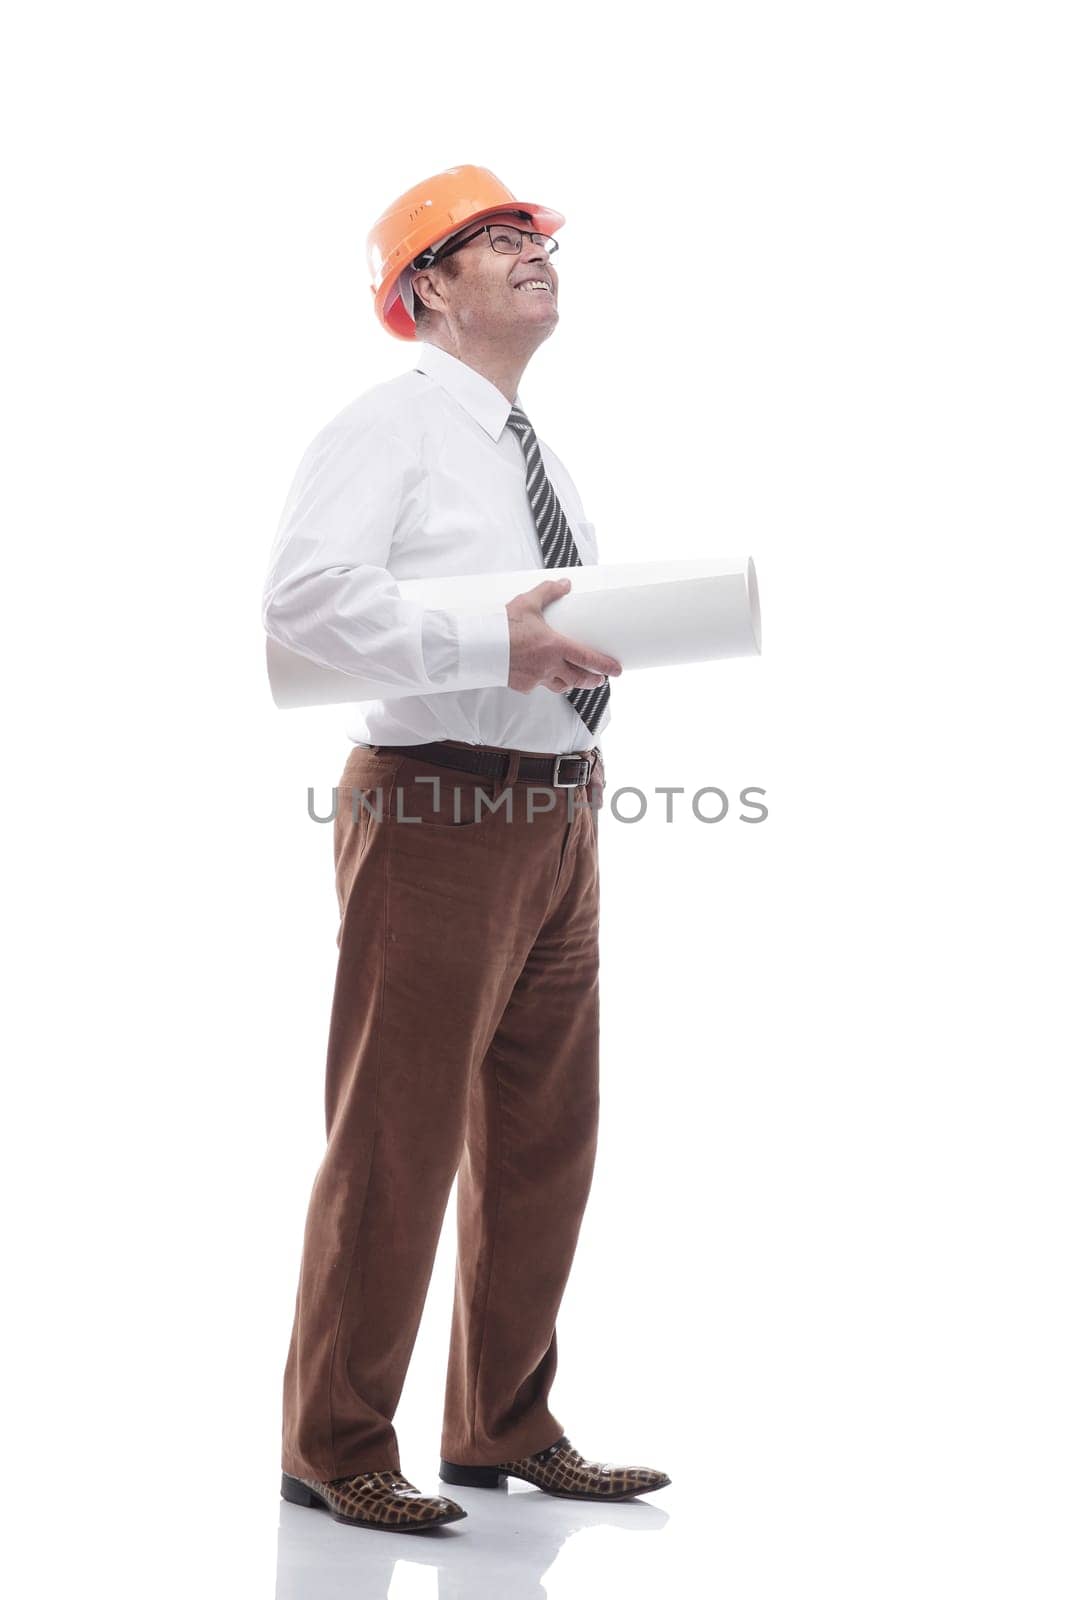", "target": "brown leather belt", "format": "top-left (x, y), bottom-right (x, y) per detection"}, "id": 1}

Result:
top-left (372, 740), bottom-right (600, 789)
